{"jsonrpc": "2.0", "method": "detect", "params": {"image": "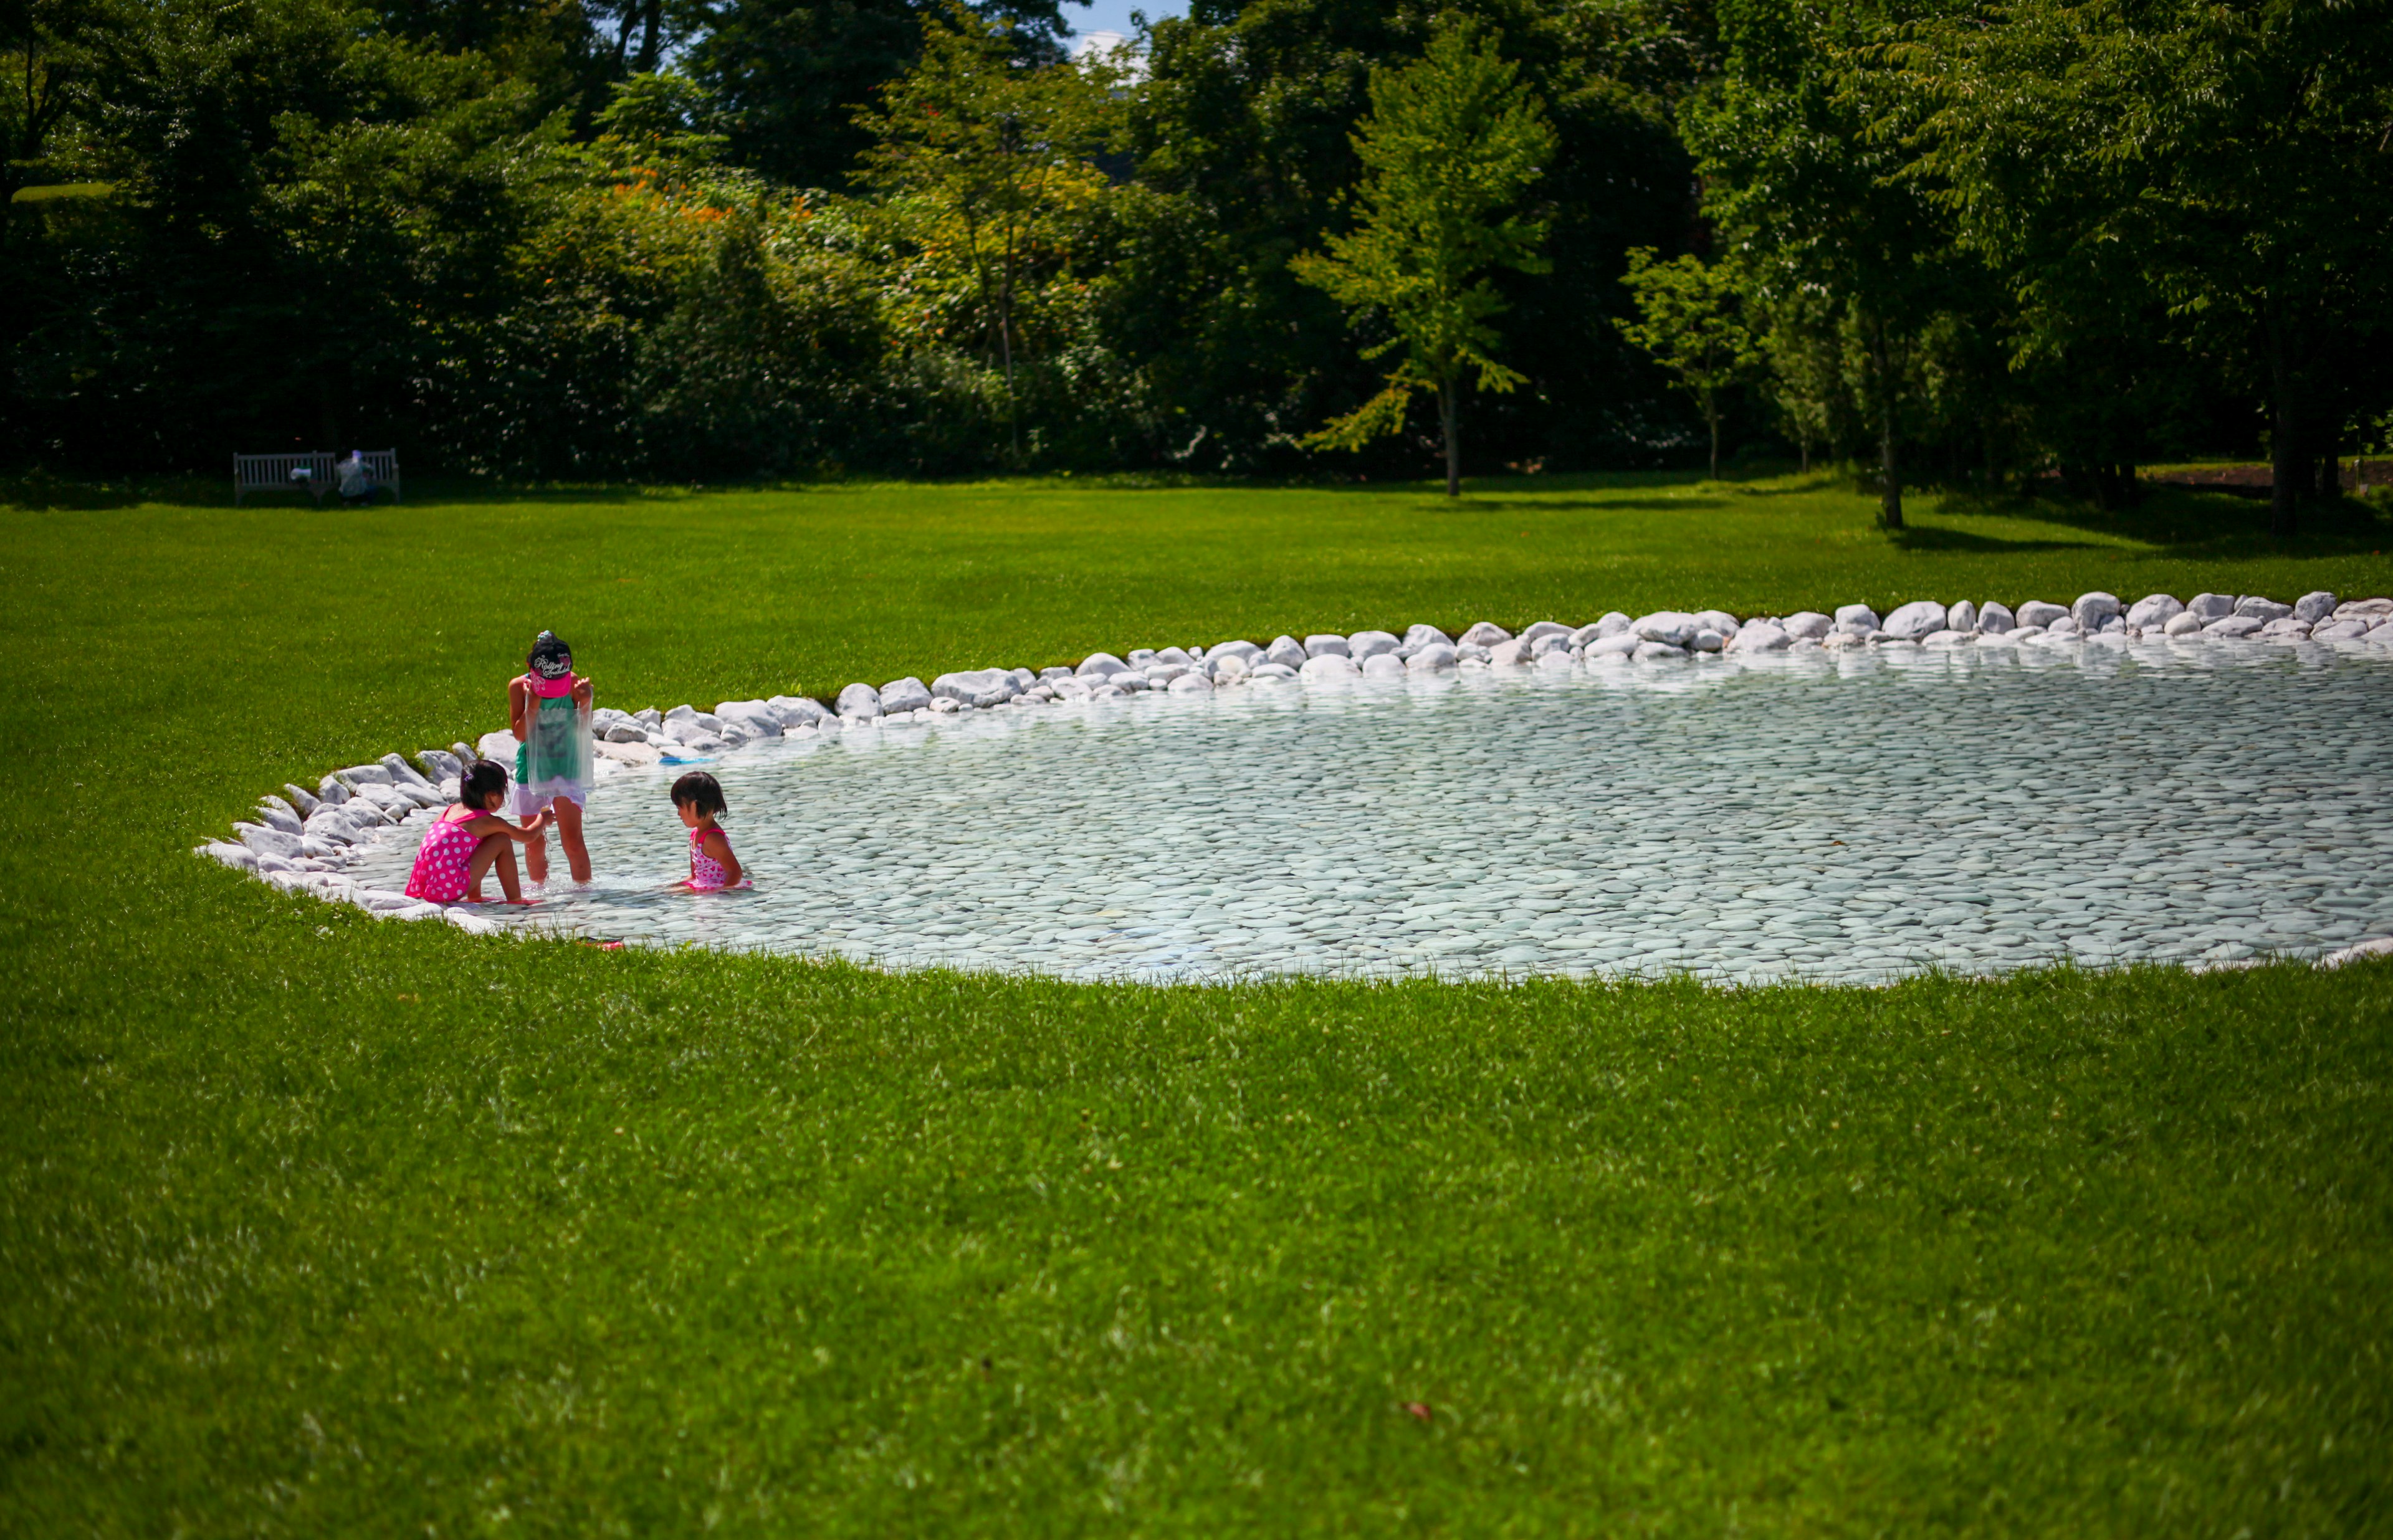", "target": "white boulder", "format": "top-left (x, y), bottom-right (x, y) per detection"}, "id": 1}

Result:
top-left (2295, 591), bottom-right (2339, 623)
top-left (1407, 643), bottom-right (1458, 671)
top-left (1517, 621), bottom-right (1572, 646)
top-left (1264, 635), bottom-right (1307, 670)
top-left (1303, 634), bottom-right (1351, 658)
top-left (1168, 670), bottom-right (1216, 693)
top-left (2164, 611), bottom-right (2206, 636)
top-left (2235, 596), bottom-right (2293, 621)
top-left (254, 801), bottom-right (303, 835)
top-left (1299, 653), bottom-right (1361, 681)
top-left (768, 695), bottom-right (831, 729)
top-left (1882, 600), bottom-right (1949, 640)
top-left (1076, 651), bottom-right (1132, 678)
top-left (932, 668), bottom-right (1020, 708)
top-left (1946, 600), bottom-right (1979, 634)
top-left (1631, 611), bottom-right (1698, 646)
top-left (1834, 604), bottom-right (1881, 634)
top-left (2015, 600), bottom-right (2069, 629)
top-left (836, 683), bottom-right (882, 719)
top-left (1782, 611), bottom-right (1833, 640)
top-left (1349, 630), bottom-right (1402, 660)
top-left (1977, 602), bottom-right (2015, 634)
top-left (1633, 641), bottom-right (1688, 662)
top-left (1361, 652), bottom-right (1408, 678)
top-left (1693, 609), bottom-right (1741, 637)
top-left (1729, 622), bottom-right (1791, 652)
top-left (2185, 592), bottom-right (2237, 621)
top-left (2071, 592), bottom-right (2123, 630)
top-left (2204, 616), bottom-right (2265, 638)
top-left (2125, 594), bottom-right (2184, 630)
top-left (1457, 622), bottom-right (1512, 647)
top-left (1398, 625), bottom-right (1453, 656)
top-left (236, 823), bottom-right (302, 860)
